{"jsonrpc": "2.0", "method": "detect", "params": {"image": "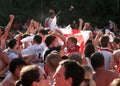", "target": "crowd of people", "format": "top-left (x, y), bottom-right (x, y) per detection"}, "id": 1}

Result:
top-left (0, 8), bottom-right (120, 86)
